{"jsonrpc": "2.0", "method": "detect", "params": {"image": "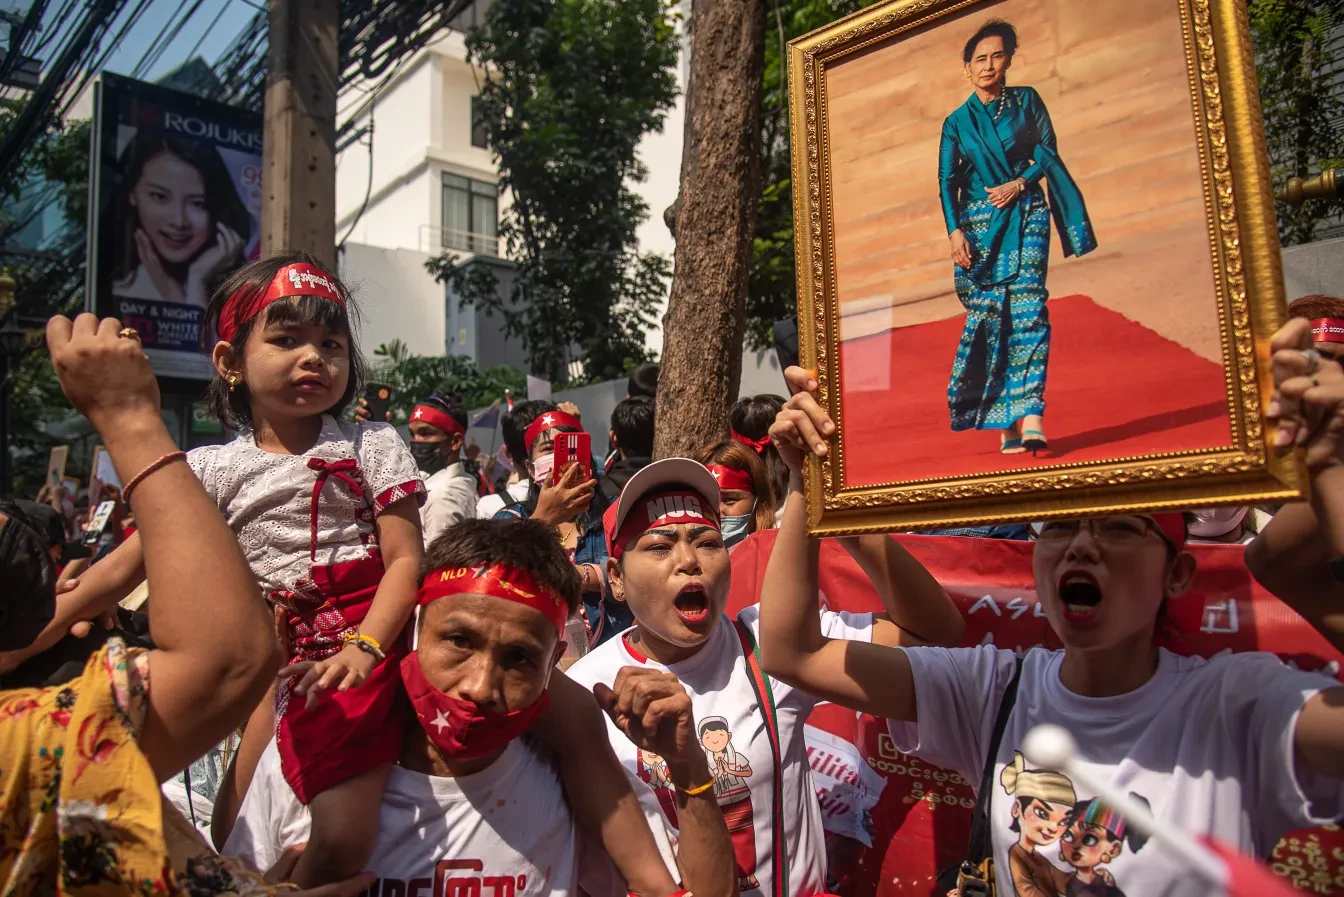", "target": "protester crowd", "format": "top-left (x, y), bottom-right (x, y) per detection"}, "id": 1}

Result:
top-left (1, 250), bottom-right (1343, 897)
